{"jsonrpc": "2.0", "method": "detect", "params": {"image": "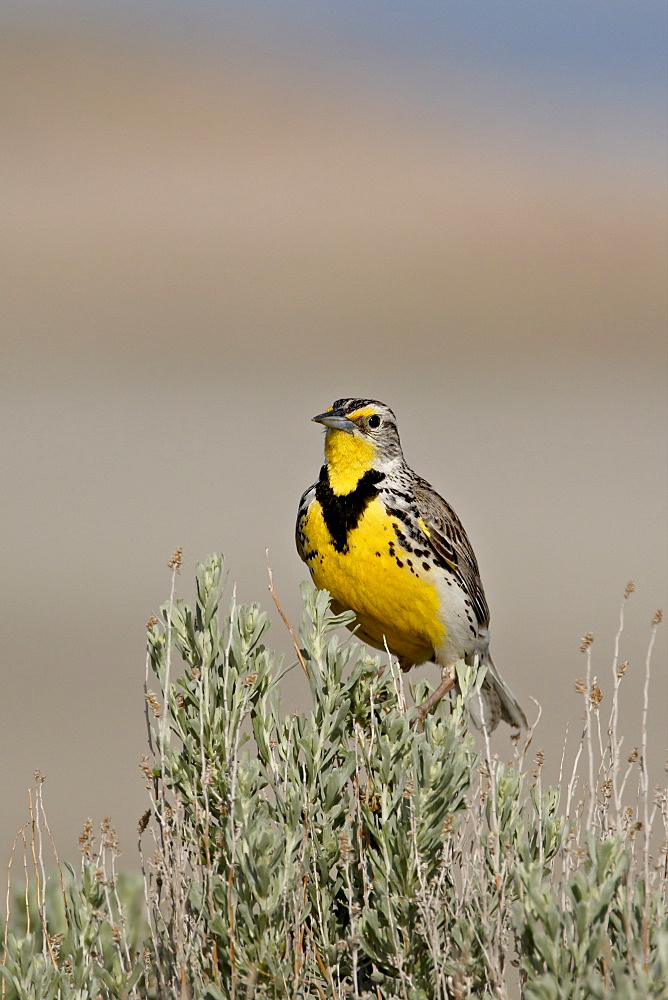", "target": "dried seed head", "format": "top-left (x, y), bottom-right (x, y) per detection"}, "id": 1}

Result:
top-left (78, 818), bottom-right (96, 859)
top-left (101, 817), bottom-right (120, 853)
top-left (145, 691), bottom-right (161, 718)
top-left (138, 809), bottom-right (151, 834)
top-left (624, 581), bottom-right (635, 599)
top-left (191, 666), bottom-right (201, 680)
top-left (146, 616), bottom-right (159, 629)
top-left (652, 609), bottom-right (663, 627)
top-left (617, 659), bottom-right (629, 677)
top-left (167, 547), bottom-right (183, 570)
top-left (244, 672), bottom-right (258, 686)
top-left (574, 678), bottom-right (587, 695)
top-left (50, 933), bottom-right (64, 958)
top-left (590, 682), bottom-right (603, 709)
top-left (338, 831), bottom-right (354, 863)
top-left (580, 633), bottom-right (594, 653)
top-left (628, 748), bottom-right (639, 763)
